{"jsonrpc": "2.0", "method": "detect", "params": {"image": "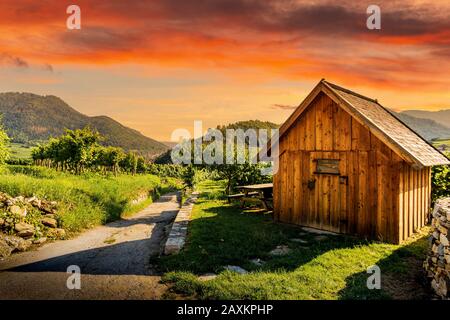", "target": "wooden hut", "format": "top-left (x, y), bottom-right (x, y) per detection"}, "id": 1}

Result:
top-left (272, 80), bottom-right (450, 243)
